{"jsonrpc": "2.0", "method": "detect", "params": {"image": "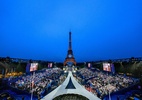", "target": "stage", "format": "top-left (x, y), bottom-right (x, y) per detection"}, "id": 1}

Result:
top-left (41, 71), bottom-right (100, 100)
